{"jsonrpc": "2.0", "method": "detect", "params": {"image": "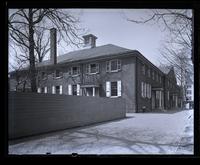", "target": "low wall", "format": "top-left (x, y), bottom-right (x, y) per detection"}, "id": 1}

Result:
top-left (8, 92), bottom-right (126, 139)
